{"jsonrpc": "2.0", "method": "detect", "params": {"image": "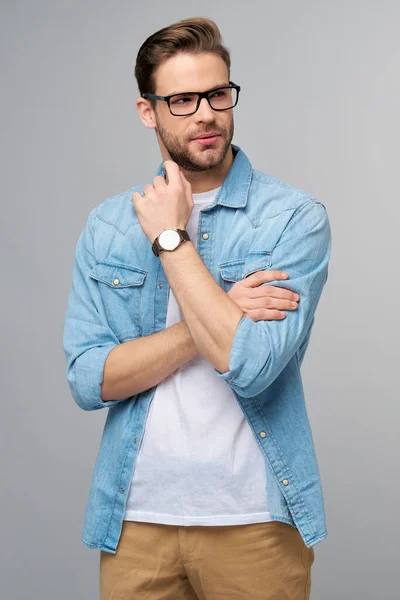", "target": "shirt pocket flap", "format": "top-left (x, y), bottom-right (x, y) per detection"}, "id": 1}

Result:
top-left (89, 261), bottom-right (148, 288)
top-left (218, 259), bottom-right (245, 282)
top-left (218, 250), bottom-right (272, 282)
top-left (242, 250), bottom-right (273, 278)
